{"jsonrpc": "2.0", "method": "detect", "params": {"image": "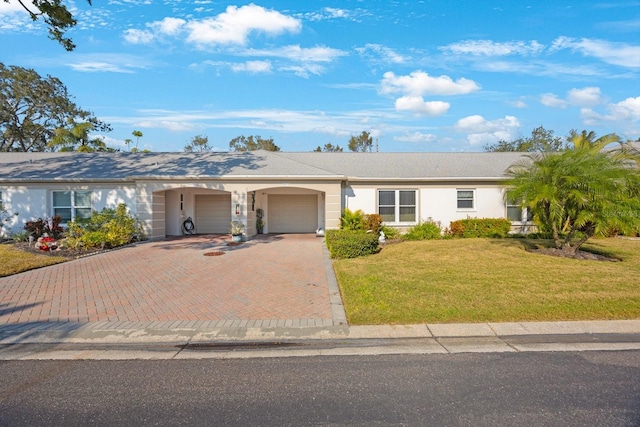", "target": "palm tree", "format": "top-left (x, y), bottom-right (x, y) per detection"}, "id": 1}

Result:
top-left (506, 140), bottom-right (640, 254)
top-left (132, 130), bottom-right (143, 152)
top-left (48, 120), bottom-right (108, 152)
